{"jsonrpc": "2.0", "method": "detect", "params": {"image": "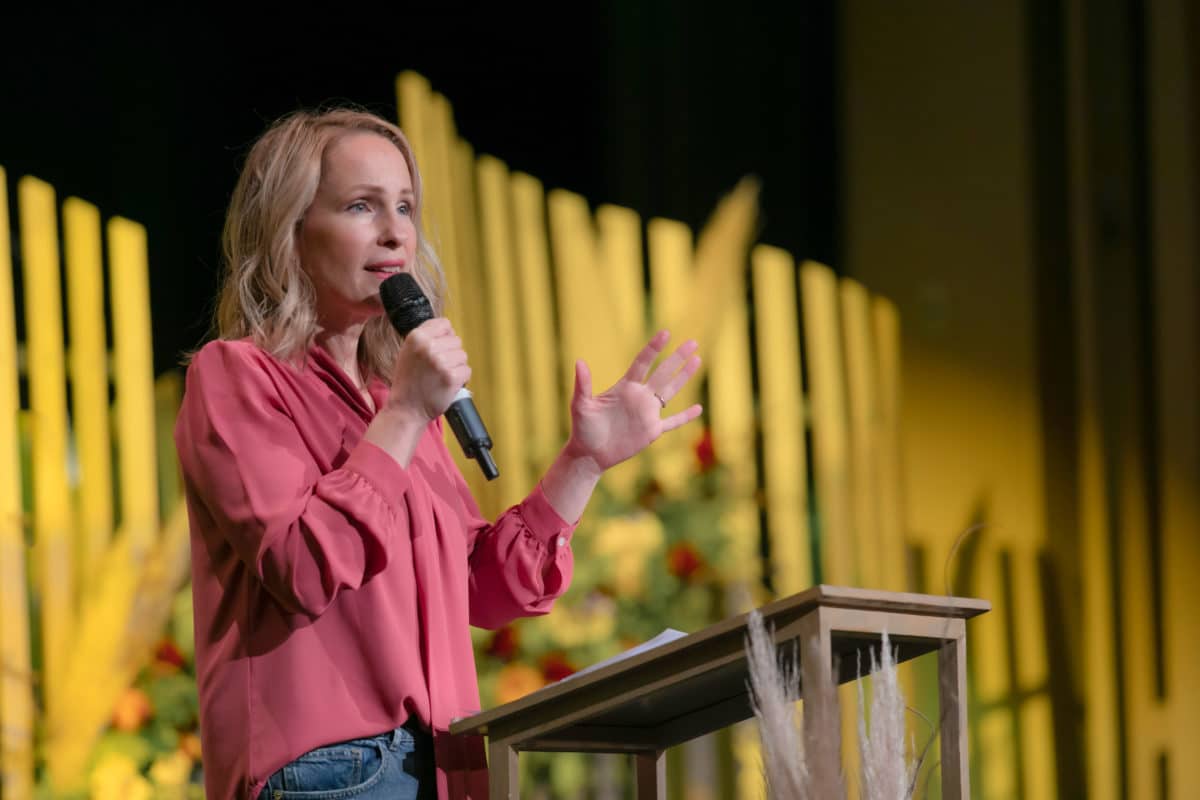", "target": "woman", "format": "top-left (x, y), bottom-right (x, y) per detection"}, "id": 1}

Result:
top-left (174, 107), bottom-right (703, 800)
